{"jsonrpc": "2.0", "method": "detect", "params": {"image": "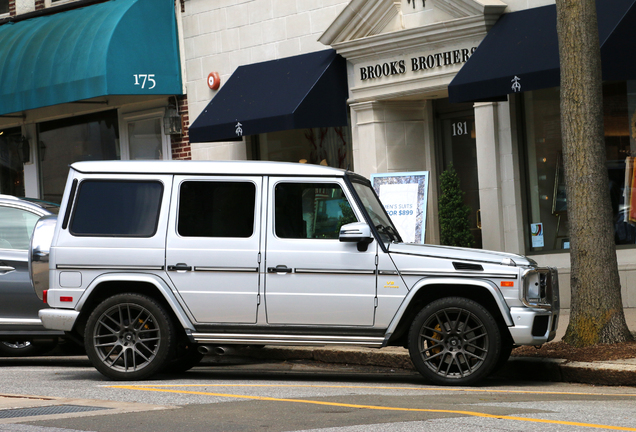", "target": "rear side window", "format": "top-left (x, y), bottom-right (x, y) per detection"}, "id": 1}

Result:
top-left (70, 180), bottom-right (163, 237)
top-left (178, 181), bottom-right (256, 238)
